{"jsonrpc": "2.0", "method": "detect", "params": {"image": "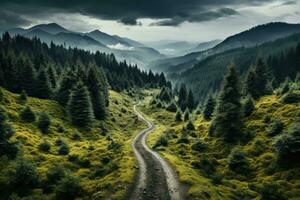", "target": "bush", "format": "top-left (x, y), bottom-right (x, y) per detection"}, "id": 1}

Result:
top-left (186, 120), bottom-right (195, 130)
top-left (77, 158), bottom-right (91, 168)
top-left (156, 101), bottom-right (163, 108)
top-left (228, 148), bottom-right (250, 174)
top-left (192, 158), bottom-right (217, 176)
top-left (58, 142), bottom-right (70, 155)
top-left (19, 90), bottom-right (28, 102)
top-left (274, 123), bottom-right (300, 166)
top-left (166, 102), bottom-right (177, 112)
top-left (20, 106), bottom-right (36, 123)
top-left (13, 159), bottom-right (39, 195)
top-left (71, 132), bottom-right (81, 140)
top-left (191, 140), bottom-right (208, 152)
top-left (183, 109), bottom-right (190, 122)
top-left (175, 111), bottom-right (182, 121)
top-left (46, 165), bottom-right (65, 185)
top-left (177, 131), bottom-right (189, 144)
top-left (267, 120), bottom-right (284, 137)
top-left (261, 183), bottom-right (287, 200)
top-left (244, 95), bottom-right (255, 117)
top-left (68, 154), bottom-right (79, 162)
top-left (57, 124), bottom-right (66, 133)
top-left (38, 112), bottom-right (51, 133)
top-left (154, 134), bottom-right (169, 148)
top-left (55, 176), bottom-right (83, 200)
top-left (38, 140), bottom-right (51, 152)
top-left (280, 92), bottom-right (300, 104)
